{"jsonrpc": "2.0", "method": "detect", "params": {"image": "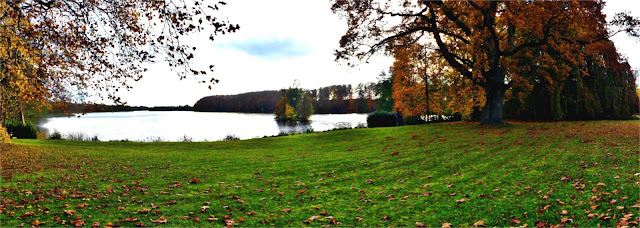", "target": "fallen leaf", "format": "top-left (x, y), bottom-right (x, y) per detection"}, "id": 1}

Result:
top-left (473, 220), bottom-right (485, 227)
top-left (150, 216), bottom-right (167, 223)
top-left (32, 220), bottom-right (44, 226)
top-left (442, 222), bottom-right (452, 228)
top-left (137, 208), bottom-right (151, 213)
